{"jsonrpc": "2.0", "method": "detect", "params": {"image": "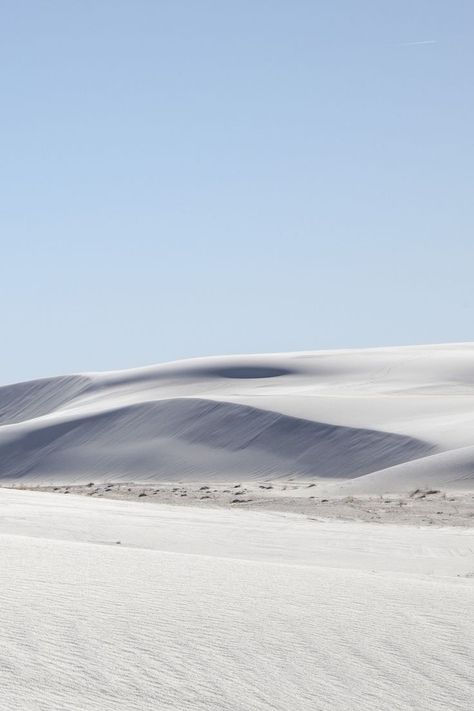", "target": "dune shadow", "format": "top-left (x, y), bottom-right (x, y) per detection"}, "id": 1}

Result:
top-left (0, 398), bottom-right (436, 482)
